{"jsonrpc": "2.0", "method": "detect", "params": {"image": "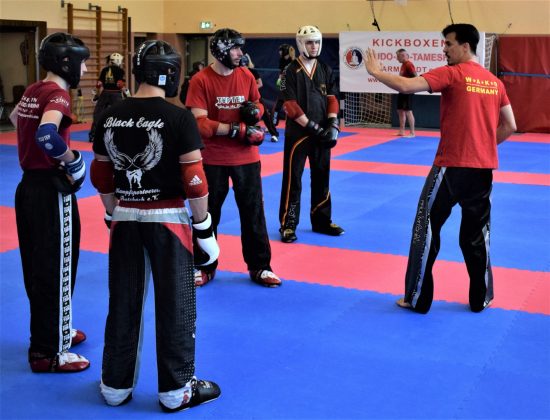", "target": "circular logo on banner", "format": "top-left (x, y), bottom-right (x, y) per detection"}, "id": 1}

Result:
top-left (343, 47), bottom-right (364, 69)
